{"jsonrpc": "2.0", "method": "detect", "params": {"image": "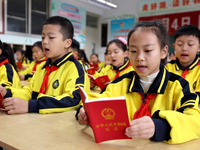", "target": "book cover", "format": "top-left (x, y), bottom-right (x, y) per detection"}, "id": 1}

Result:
top-left (87, 67), bottom-right (97, 75)
top-left (79, 87), bottom-right (131, 143)
top-left (89, 64), bottom-right (99, 70)
top-left (88, 74), bottom-right (110, 91)
top-left (0, 93), bottom-right (4, 108)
